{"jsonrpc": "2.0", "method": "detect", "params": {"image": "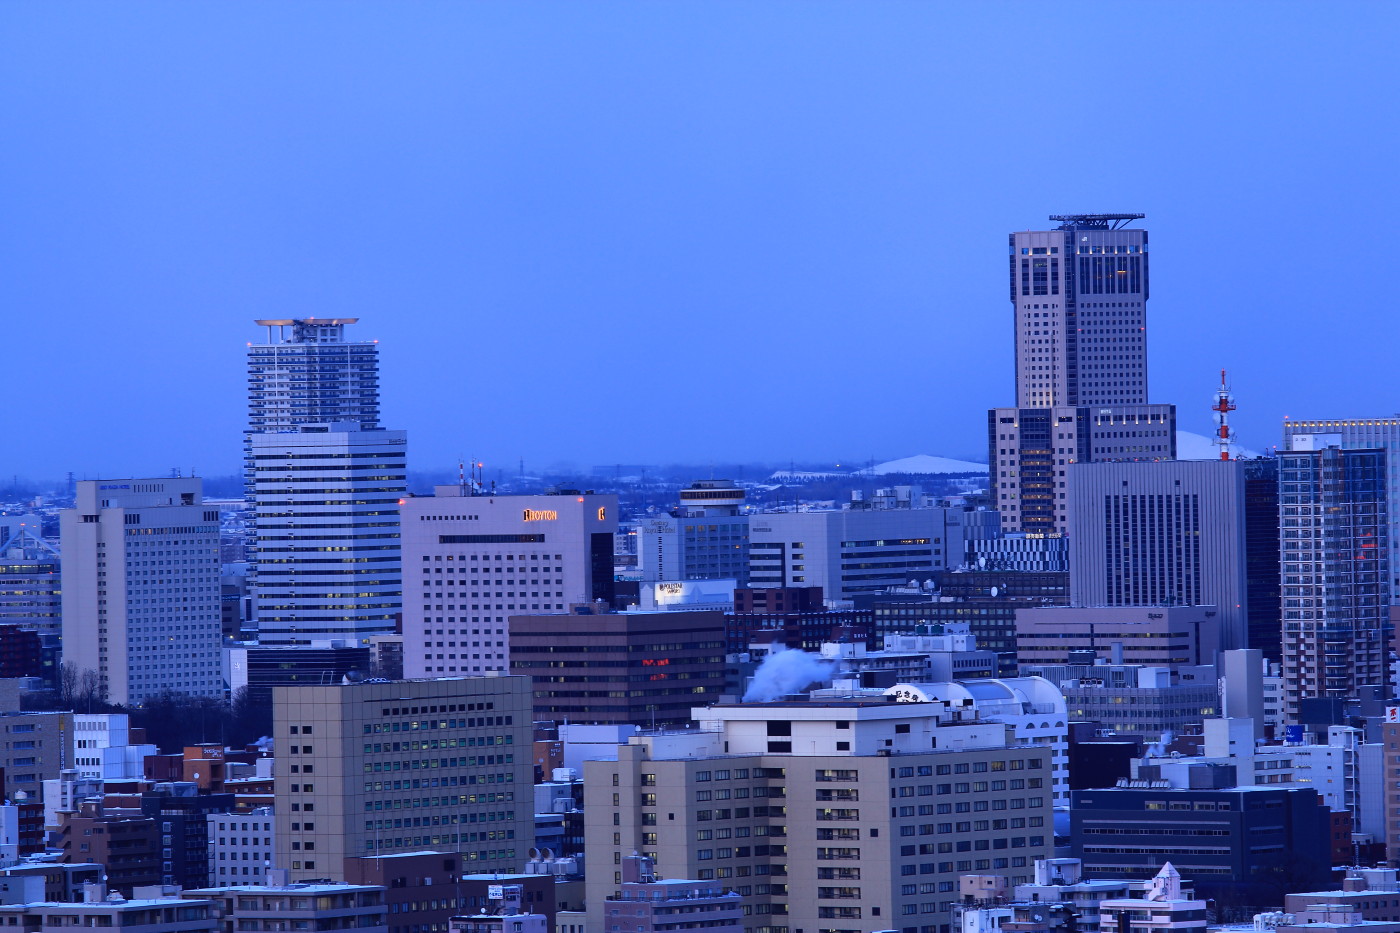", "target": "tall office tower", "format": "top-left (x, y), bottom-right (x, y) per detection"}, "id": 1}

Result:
top-left (1283, 419), bottom-right (1400, 602)
top-left (399, 489), bottom-right (618, 678)
top-left (1277, 442), bottom-right (1390, 722)
top-left (59, 479), bottom-right (223, 705)
top-left (250, 426), bottom-right (406, 645)
top-left (636, 481), bottom-right (750, 585)
top-left (247, 319), bottom-right (380, 432)
top-left (0, 516), bottom-right (59, 635)
top-left (746, 506), bottom-right (968, 598)
top-left (1067, 458), bottom-right (1281, 654)
top-left (585, 699), bottom-right (1054, 933)
top-left (990, 214), bottom-right (1177, 533)
top-left (272, 676), bottom-right (534, 881)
